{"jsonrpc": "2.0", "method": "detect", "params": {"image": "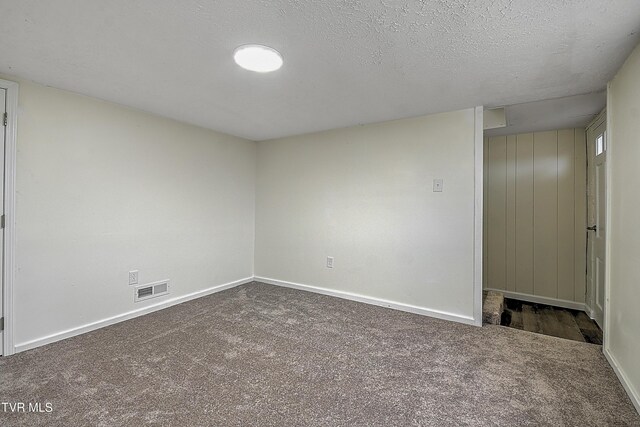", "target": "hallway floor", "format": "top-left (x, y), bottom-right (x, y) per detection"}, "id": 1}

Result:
top-left (501, 298), bottom-right (603, 344)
